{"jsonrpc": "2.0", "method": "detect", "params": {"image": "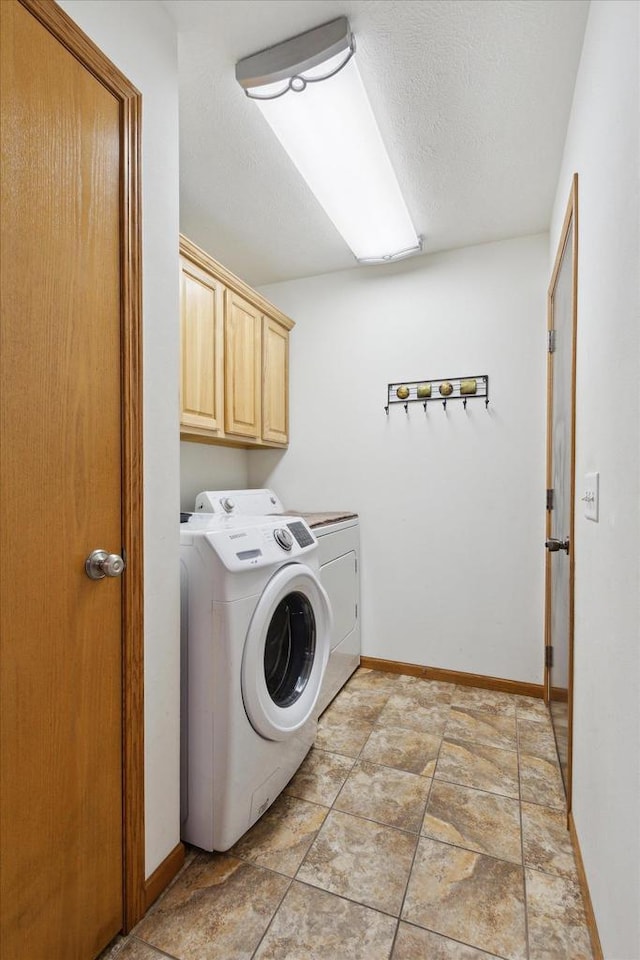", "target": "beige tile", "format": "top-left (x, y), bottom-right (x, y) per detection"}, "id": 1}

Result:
top-left (315, 711), bottom-right (373, 758)
top-left (518, 719), bottom-right (559, 763)
top-left (521, 802), bottom-right (578, 880)
top-left (345, 668), bottom-right (402, 694)
top-left (323, 685), bottom-right (391, 722)
top-left (361, 724), bottom-right (441, 776)
top-left (114, 941), bottom-right (169, 960)
top-left (334, 760), bottom-right (431, 832)
top-left (297, 809), bottom-right (417, 915)
top-left (402, 837), bottom-right (526, 960)
top-left (519, 754), bottom-right (566, 810)
top-left (284, 748), bottom-right (354, 806)
top-left (395, 674), bottom-right (456, 704)
top-left (451, 686), bottom-right (516, 716)
top-left (391, 924), bottom-right (501, 959)
top-left (377, 694), bottom-right (450, 735)
top-left (435, 738), bottom-right (519, 799)
top-left (526, 867), bottom-right (593, 959)
top-left (97, 935), bottom-right (128, 960)
top-left (133, 853), bottom-right (289, 960)
top-left (445, 707), bottom-right (517, 749)
top-left (515, 695), bottom-right (550, 723)
top-left (254, 881), bottom-right (397, 960)
top-left (422, 780), bottom-right (522, 863)
top-left (385, 673), bottom-right (419, 688)
top-left (230, 793), bottom-right (327, 876)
